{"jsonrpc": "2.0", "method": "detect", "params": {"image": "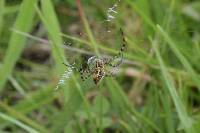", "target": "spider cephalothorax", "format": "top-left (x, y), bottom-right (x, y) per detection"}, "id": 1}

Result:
top-left (63, 28), bottom-right (126, 85)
